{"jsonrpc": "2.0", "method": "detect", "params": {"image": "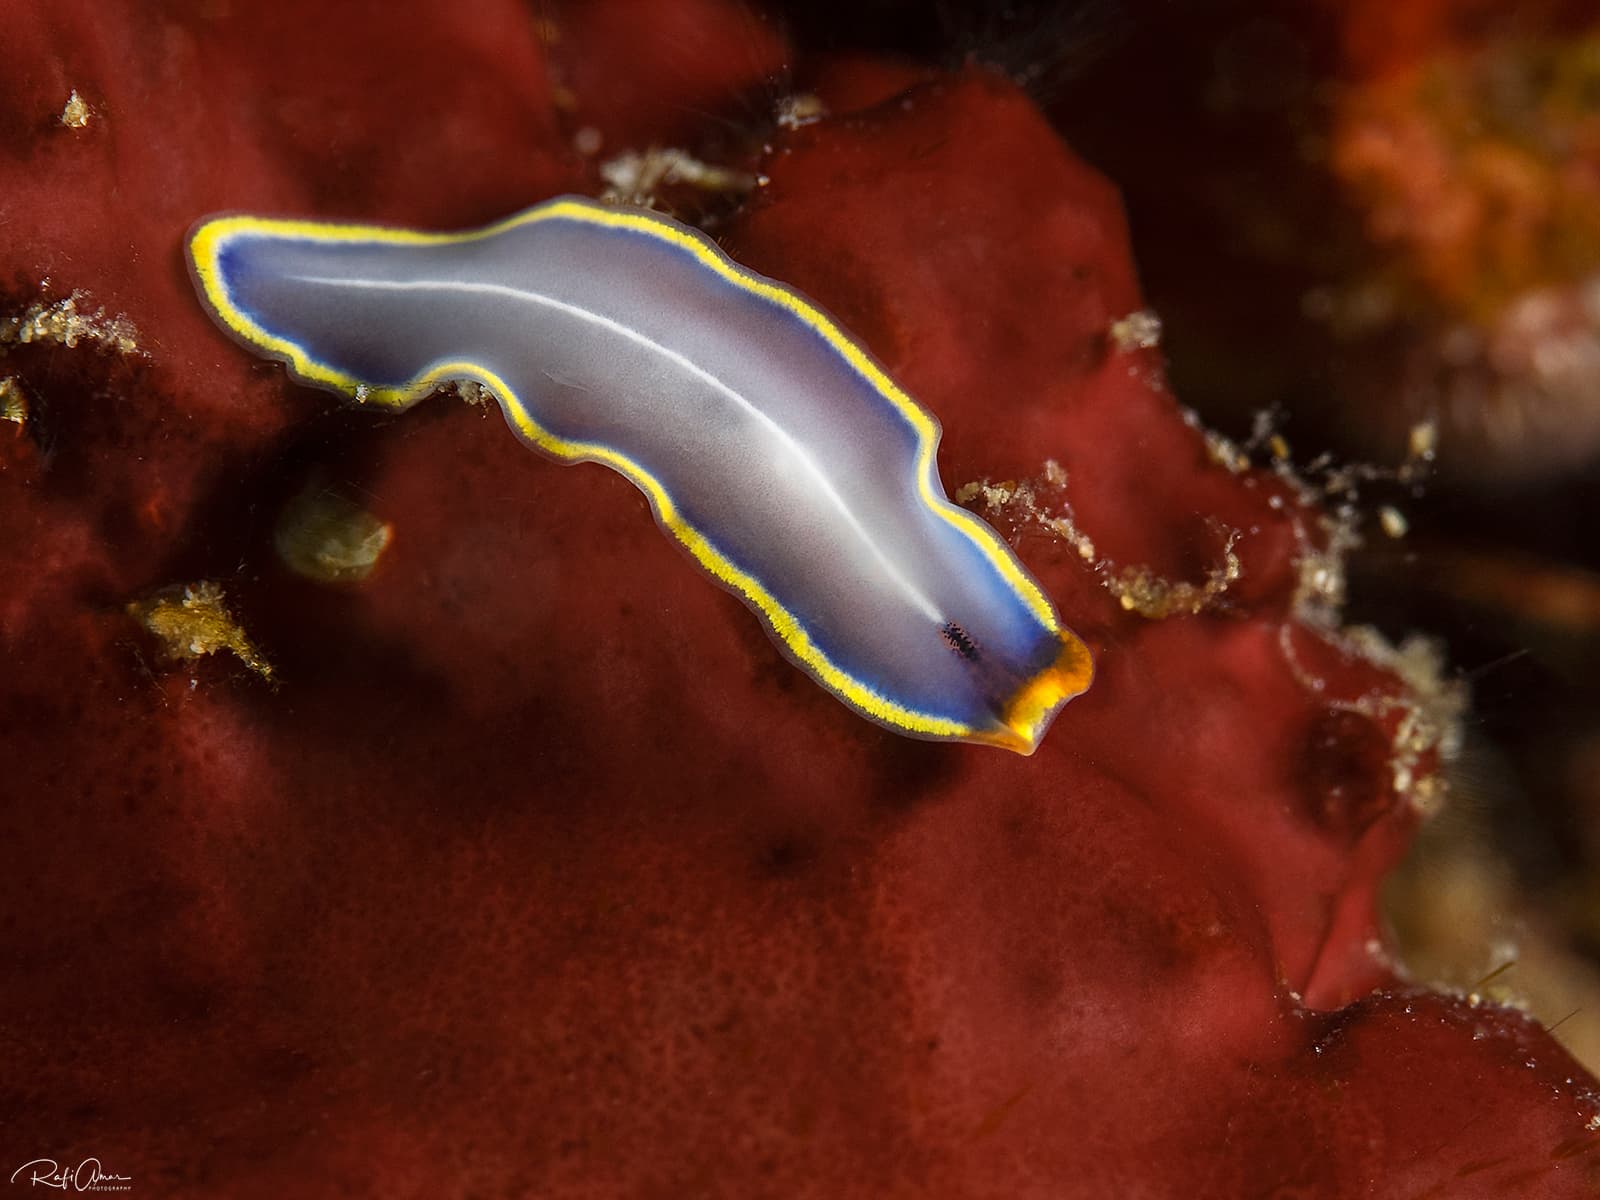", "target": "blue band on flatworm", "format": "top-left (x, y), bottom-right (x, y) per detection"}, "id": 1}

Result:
top-left (187, 196), bottom-right (1092, 752)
